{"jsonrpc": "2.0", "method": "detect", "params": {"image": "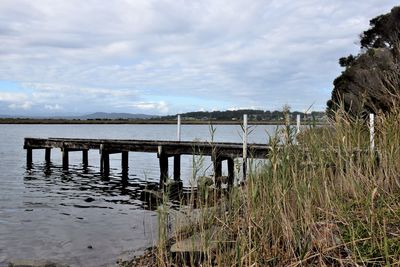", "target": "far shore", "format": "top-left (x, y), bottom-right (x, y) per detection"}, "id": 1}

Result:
top-left (0, 118), bottom-right (326, 125)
